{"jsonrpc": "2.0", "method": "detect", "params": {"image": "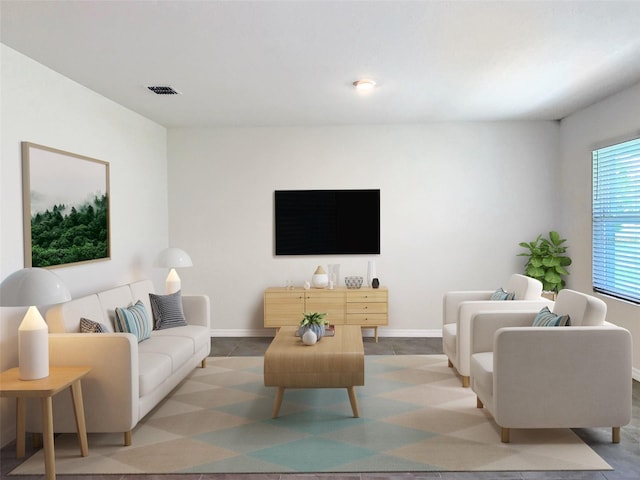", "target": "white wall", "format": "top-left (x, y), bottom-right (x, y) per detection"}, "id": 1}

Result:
top-left (559, 81), bottom-right (640, 378)
top-left (0, 45), bottom-right (169, 446)
top-left (168, 122), bottom-right (560, 336)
